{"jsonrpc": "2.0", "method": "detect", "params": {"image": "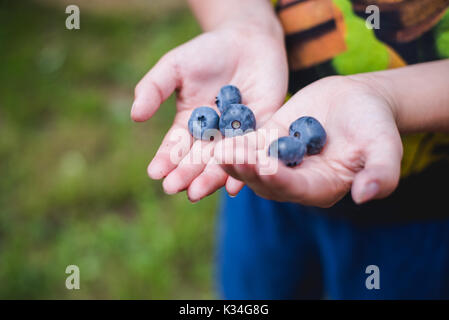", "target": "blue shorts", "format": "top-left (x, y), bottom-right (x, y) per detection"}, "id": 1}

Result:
top-left (216, 187), bottom-right (449, 299)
